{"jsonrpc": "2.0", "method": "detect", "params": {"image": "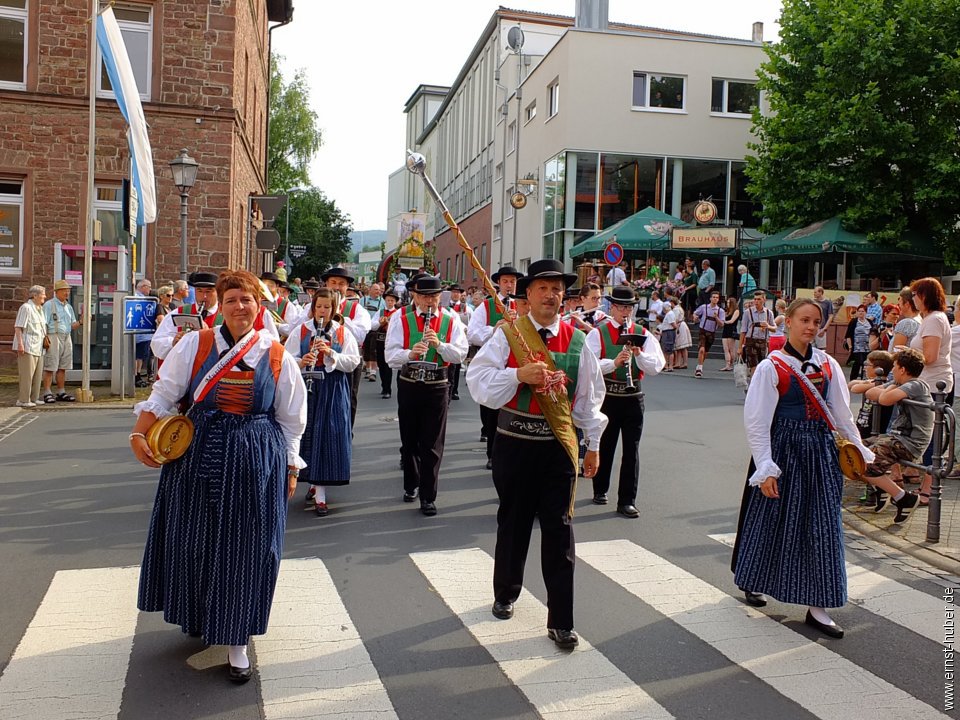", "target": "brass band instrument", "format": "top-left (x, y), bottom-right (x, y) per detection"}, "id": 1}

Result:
top-left (258, 278), bottom-right (286, 325)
